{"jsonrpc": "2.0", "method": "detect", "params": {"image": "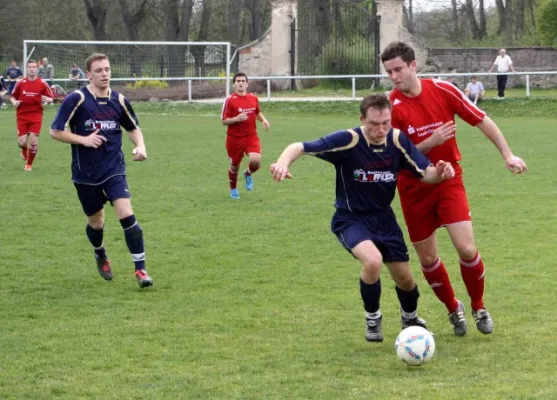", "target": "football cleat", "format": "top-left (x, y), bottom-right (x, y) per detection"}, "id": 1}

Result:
top-left (244, 173), bottom-right (254, 191)
top-left (365, 315), bottom-right (383, 342)
top-left (448, 300), bottom-right (468, 336)
top-left (24, 164), bottom-right (32, 171)
top-left (230, 188), bottom-right (240, 199)
top-left (95, 256), bottom-right (113, 281)
top-left (472, 308), bottom-right (494, 334)
top-left (135, 269), bottom-right (153, 288)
